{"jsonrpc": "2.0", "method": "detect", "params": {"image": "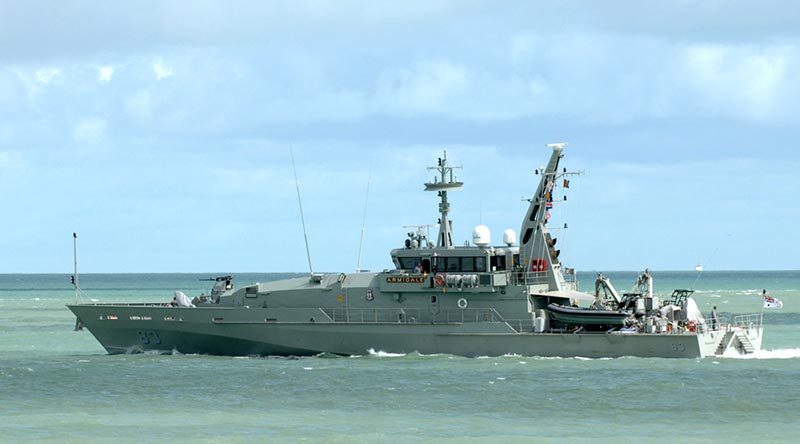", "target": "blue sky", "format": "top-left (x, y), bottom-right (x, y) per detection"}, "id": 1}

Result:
top-left (1, 0), bottom-right (798, 273)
